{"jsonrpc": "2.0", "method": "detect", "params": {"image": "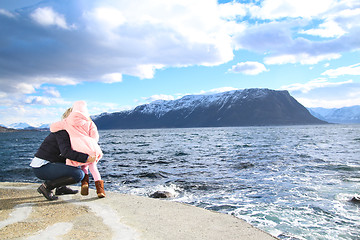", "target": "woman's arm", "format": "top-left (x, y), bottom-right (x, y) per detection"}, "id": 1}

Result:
top-left (54, 130), bottom-right (89, 163)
